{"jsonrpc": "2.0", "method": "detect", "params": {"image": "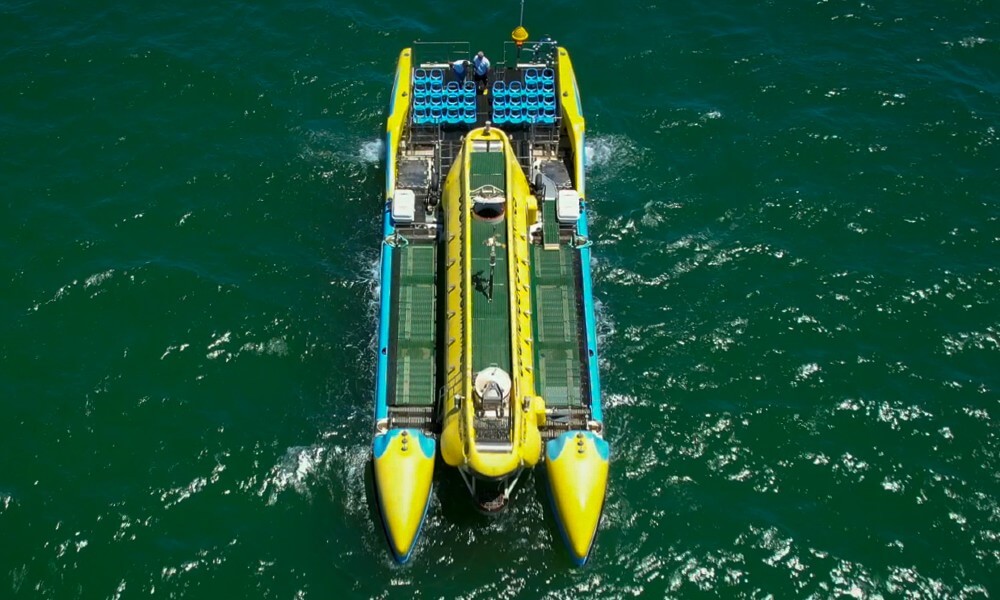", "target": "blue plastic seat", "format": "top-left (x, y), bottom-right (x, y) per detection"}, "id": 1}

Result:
top-left (429, 95), bottom-right (443, 109)
top-left (445, 105), bottom-right (461, 124)
top-left (541, 105), bottom-right (556, 124)
top-left (413, 105), bottom-right (428, 125)
top-left (524, 68), bottom-right (539, 86)
top-left (430, 68), bottom-right (444, 83)
top-left (492, 80), bottom-right (507, 100)
top-left (446, 81), bottom-right (461, 99)
top-left (541, 68), bottom-right (555, 85)
top-left (446, 94), bottom-right (461, 108)
top-left (507, 80), bottom-right (523, 102)
top-left (463, 105), bottom-right (477, 124)
top-left (413, 68), bottom-right (429, 85)
top-left (429, 106), bottom-right (443, 124)
top-left (492, 107), bottom-right (508, 124)
top-left (525, 106), bottom-right (539, 124)
top-left (508, 105), bottom-right (523, 124)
